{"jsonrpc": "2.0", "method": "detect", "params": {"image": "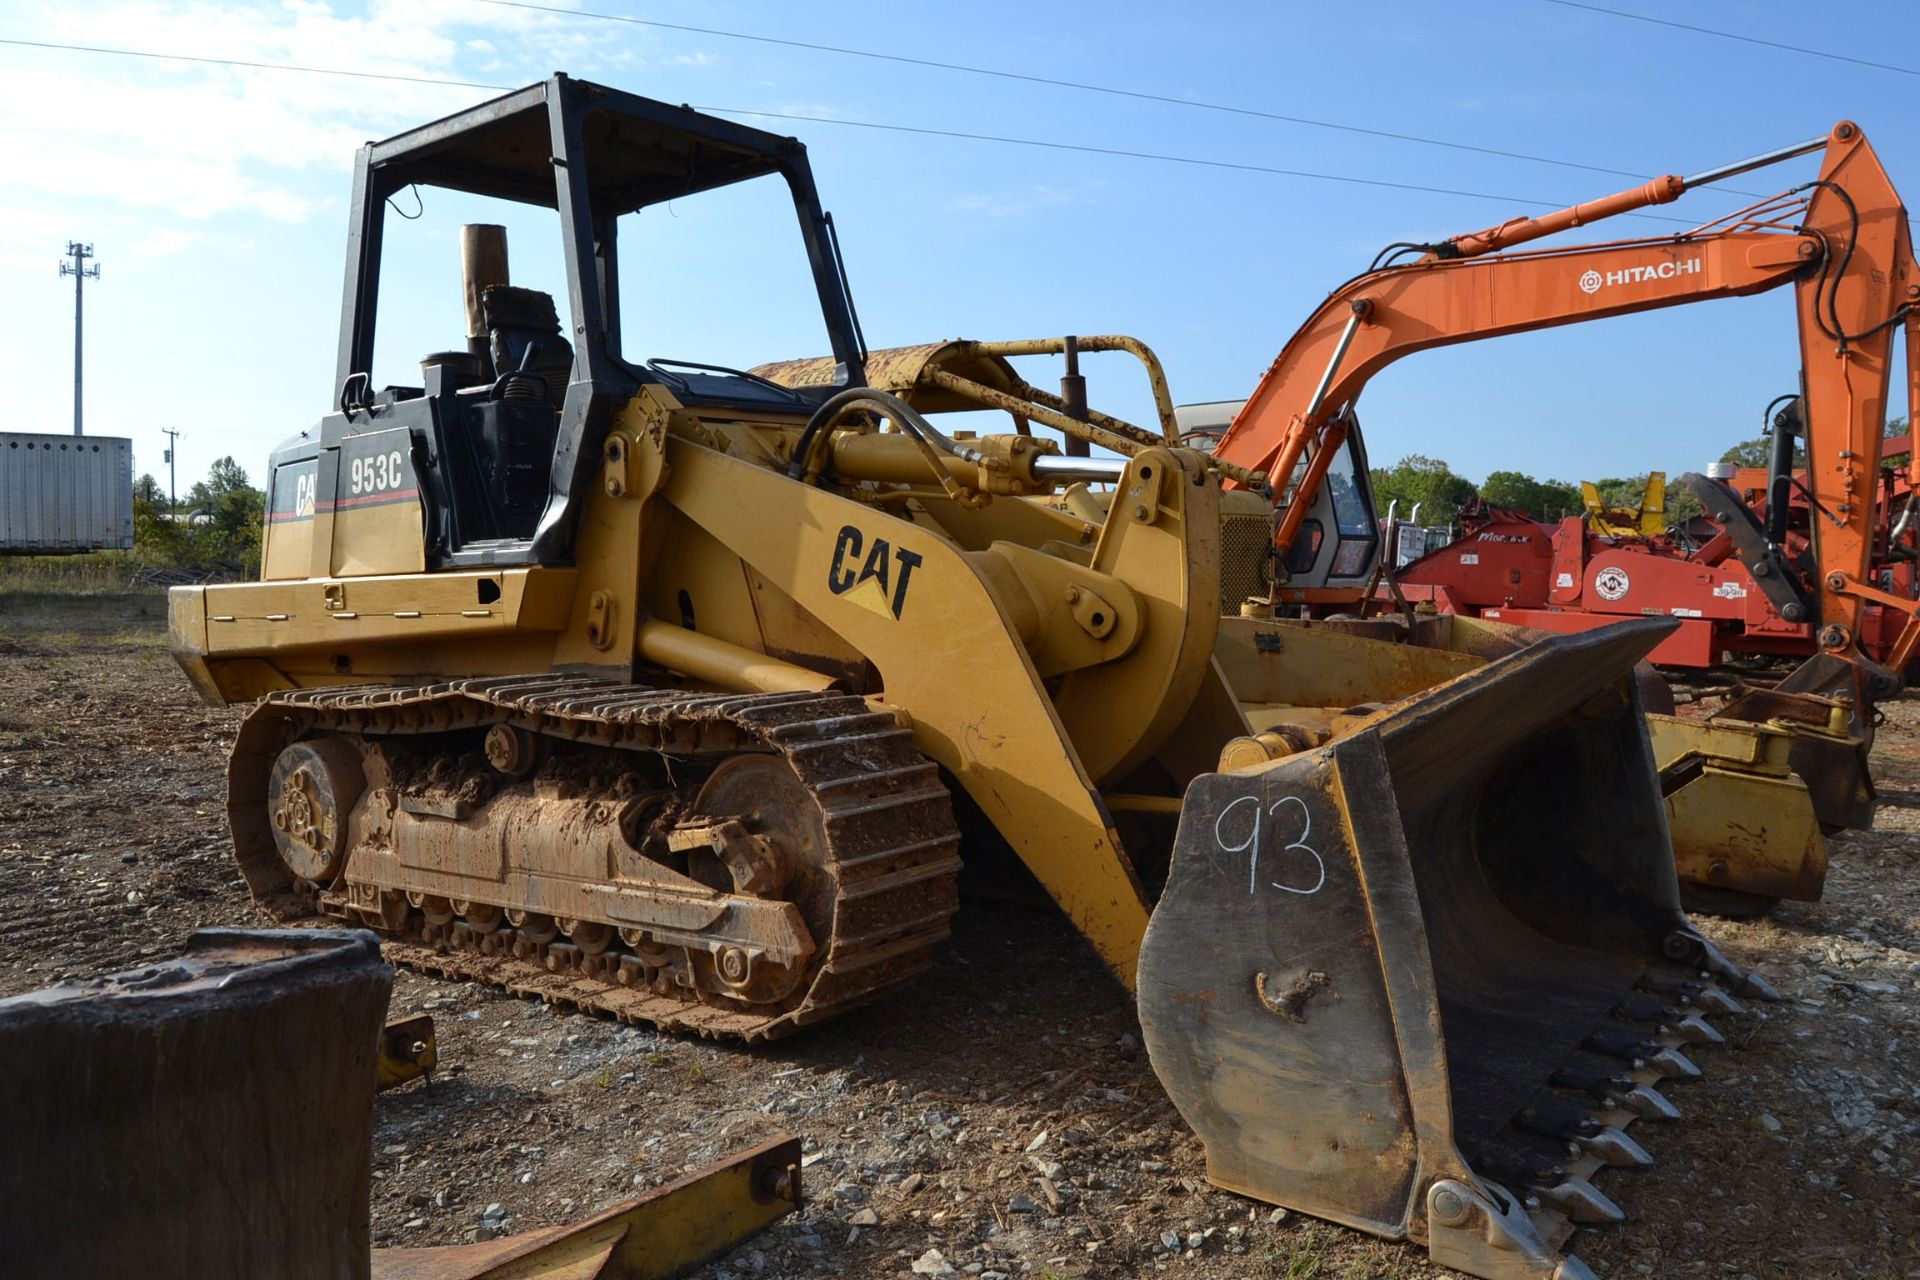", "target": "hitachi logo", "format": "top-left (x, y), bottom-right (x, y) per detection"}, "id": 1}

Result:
top-left (1578, 258), bottom-right (1702, 294)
